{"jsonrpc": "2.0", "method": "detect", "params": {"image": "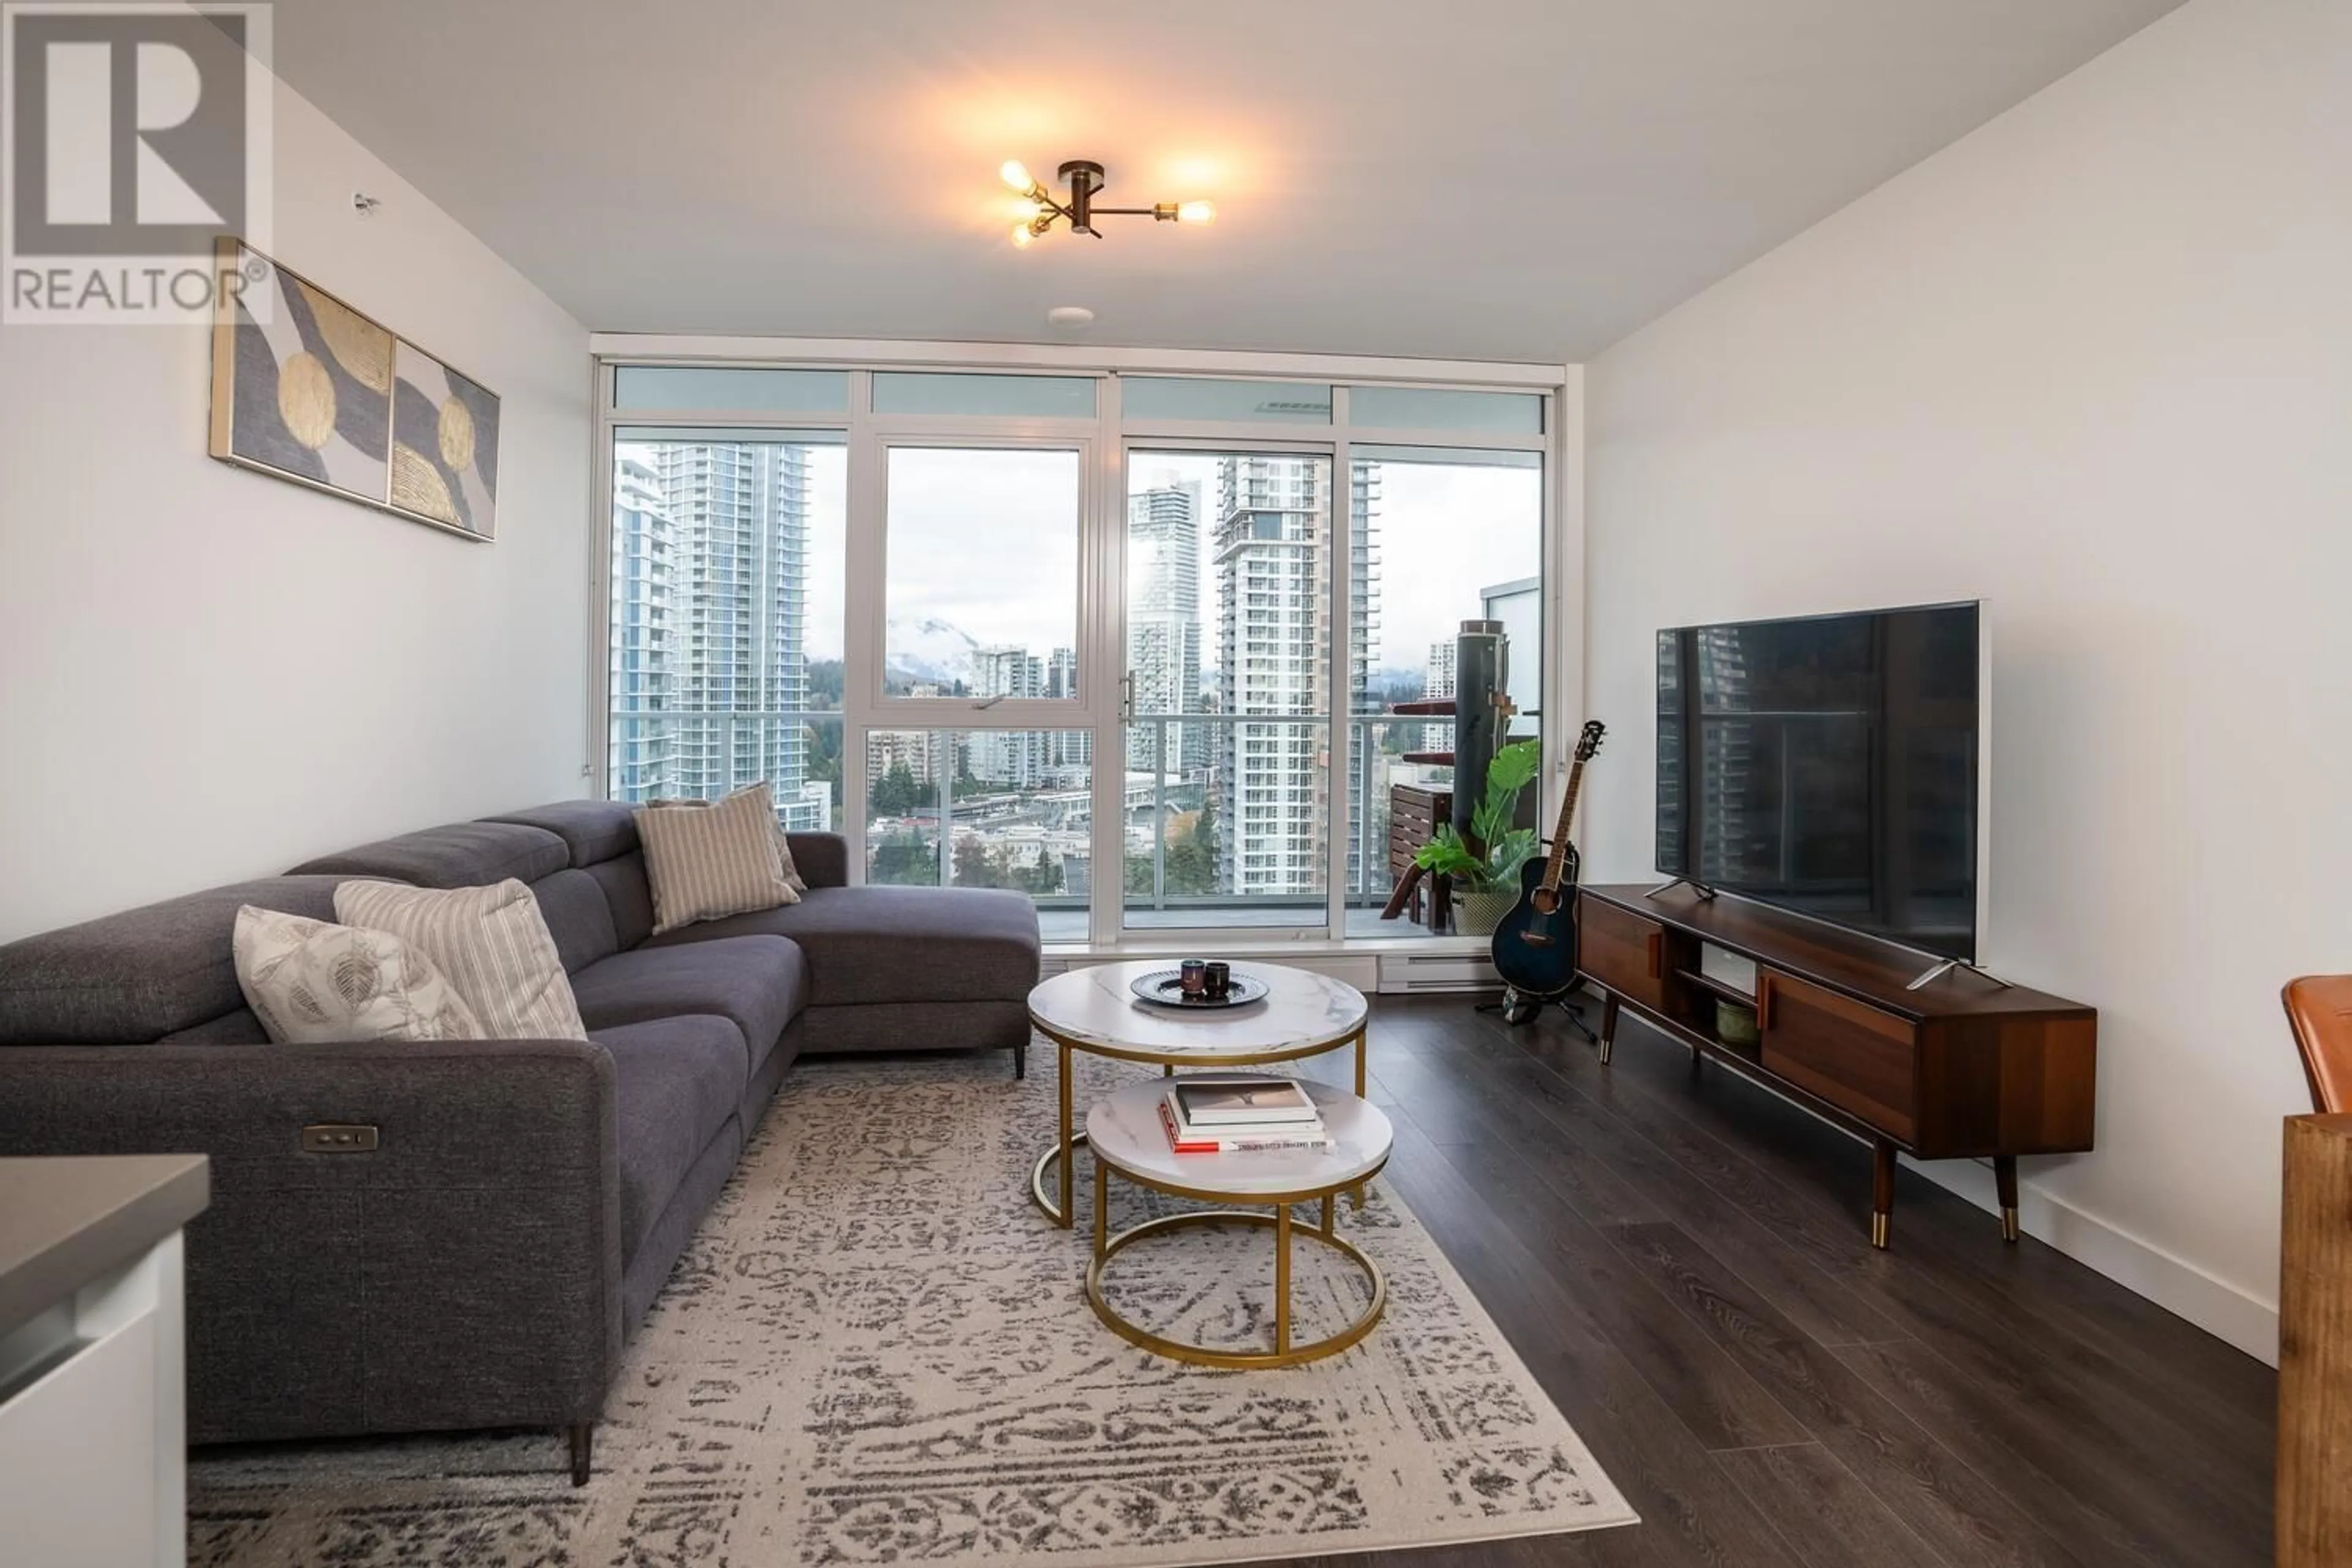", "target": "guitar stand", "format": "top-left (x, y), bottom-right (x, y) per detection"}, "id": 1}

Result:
top-left (1479, 986), bottom-right (1600, 1044)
